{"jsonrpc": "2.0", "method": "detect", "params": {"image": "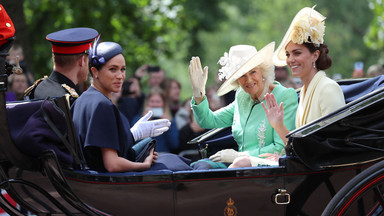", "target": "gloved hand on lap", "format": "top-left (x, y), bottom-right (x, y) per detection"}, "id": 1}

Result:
top-left (131, 111), bottom-right (171, 141)
top-left (209, 149), bottom-right (249, 163)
